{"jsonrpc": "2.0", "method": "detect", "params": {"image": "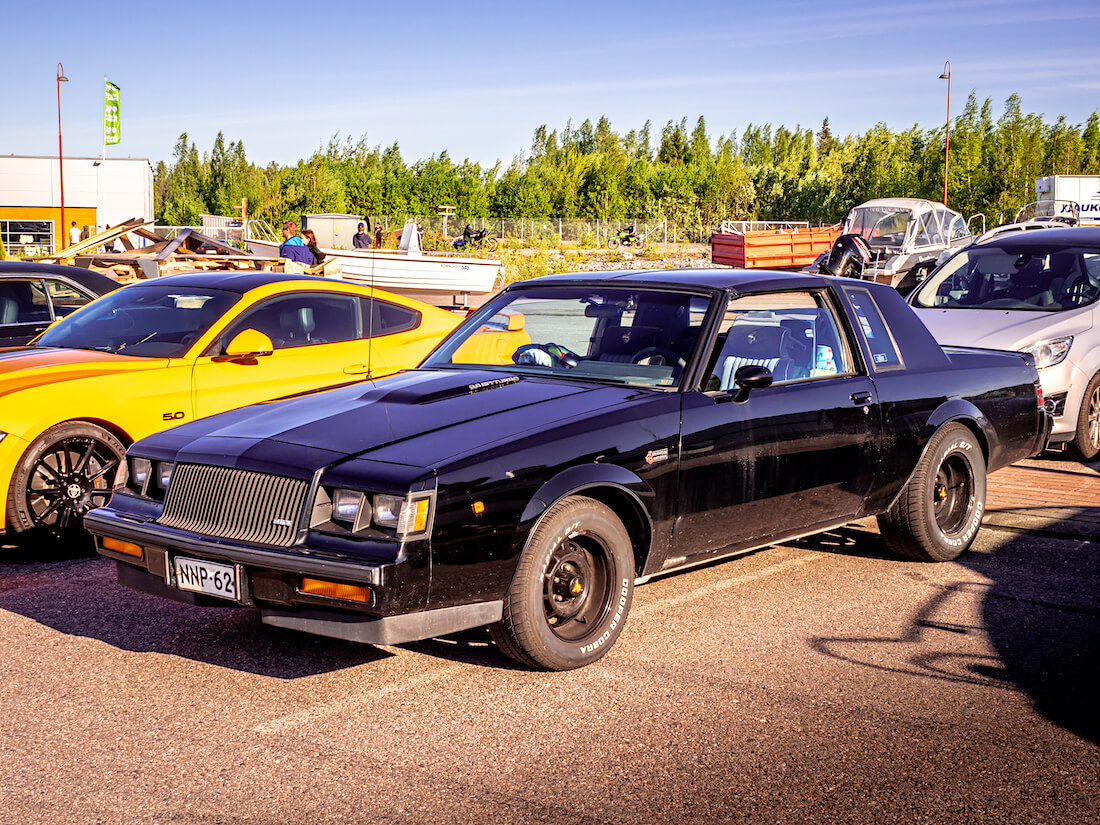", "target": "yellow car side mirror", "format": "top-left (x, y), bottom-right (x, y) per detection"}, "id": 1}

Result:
top-left (224, 329), bottom-right (274, 358)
